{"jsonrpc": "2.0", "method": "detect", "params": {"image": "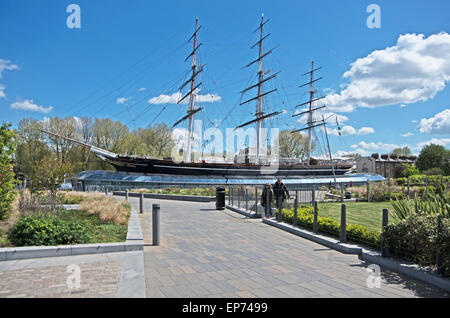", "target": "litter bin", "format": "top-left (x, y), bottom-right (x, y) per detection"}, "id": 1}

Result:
top-left (345, 191), bottom-right (352, 199)
top-left (216, 186), bottom-right (225, 210)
